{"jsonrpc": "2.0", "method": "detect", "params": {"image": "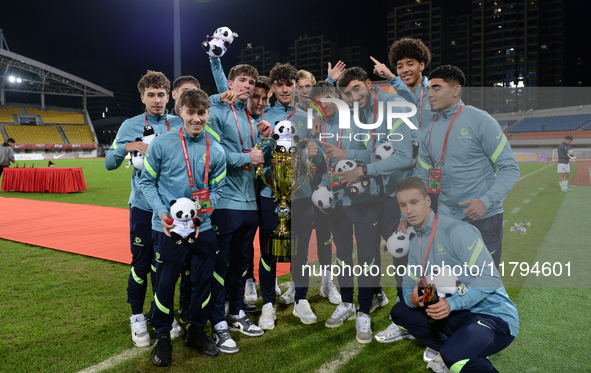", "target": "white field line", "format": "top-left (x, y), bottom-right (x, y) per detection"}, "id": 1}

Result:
top-left (315, 340), bottom-right (365, 373)
top-left (523, 199), bottom-right (530, 204)
top-left (76, 347), bottom-right (147, 373)
top-left (517, 163), bottom-right (553, 182)
top-left (531, 192), bottom-right (538, 197)
top-left (511, 207), bottom-right (521, 214)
